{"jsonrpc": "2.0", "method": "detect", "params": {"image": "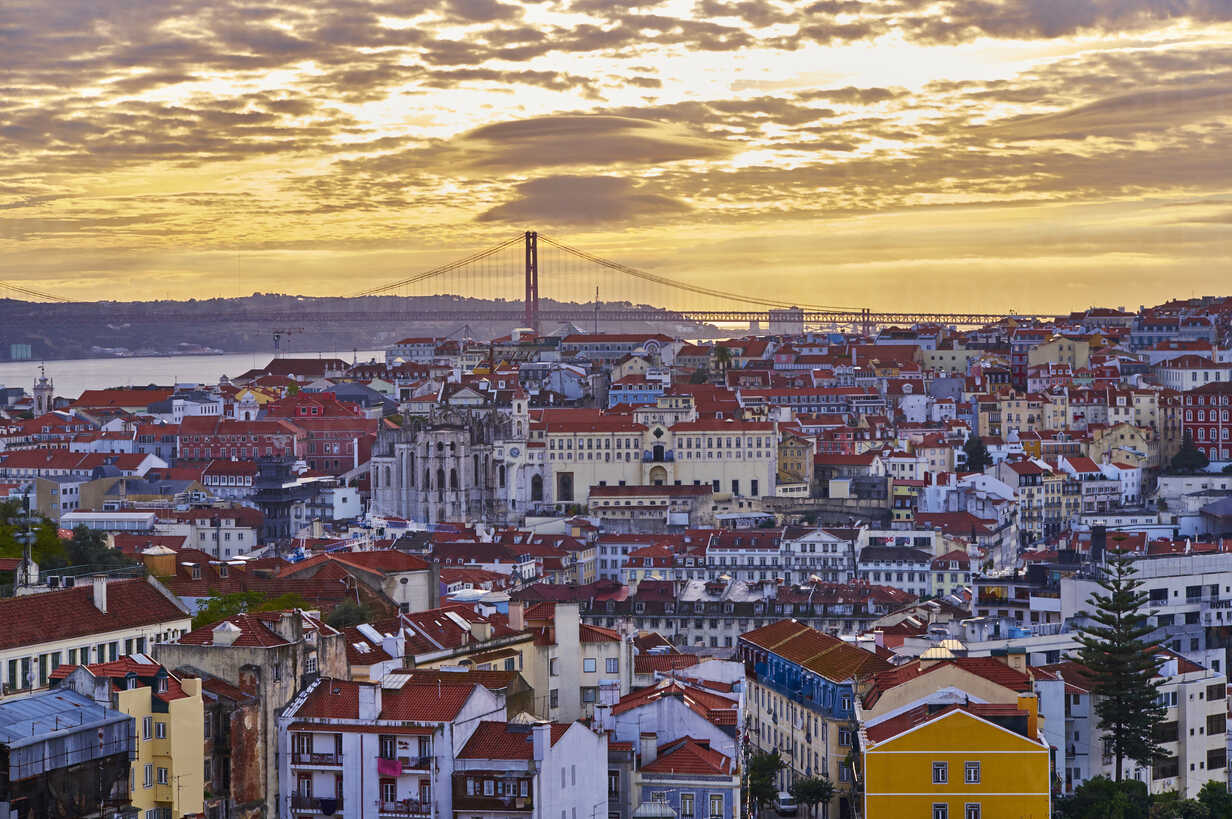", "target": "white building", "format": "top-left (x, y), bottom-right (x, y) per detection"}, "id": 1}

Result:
top-left (278, 676), bottom-right (503, 819)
